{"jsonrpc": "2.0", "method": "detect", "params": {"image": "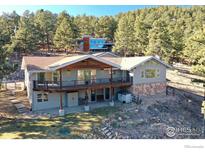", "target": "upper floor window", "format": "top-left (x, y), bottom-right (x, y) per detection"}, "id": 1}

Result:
top-left (141, 69), bottom-right (160, 78)
top-left (52, 71), bottom-right (59, 83)
top-left (141, 71), bottom-right (144, 78)
top-left (37, 72), bottom-right (45, 82)
top-left (78, 69), bottom-right (96, 81)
